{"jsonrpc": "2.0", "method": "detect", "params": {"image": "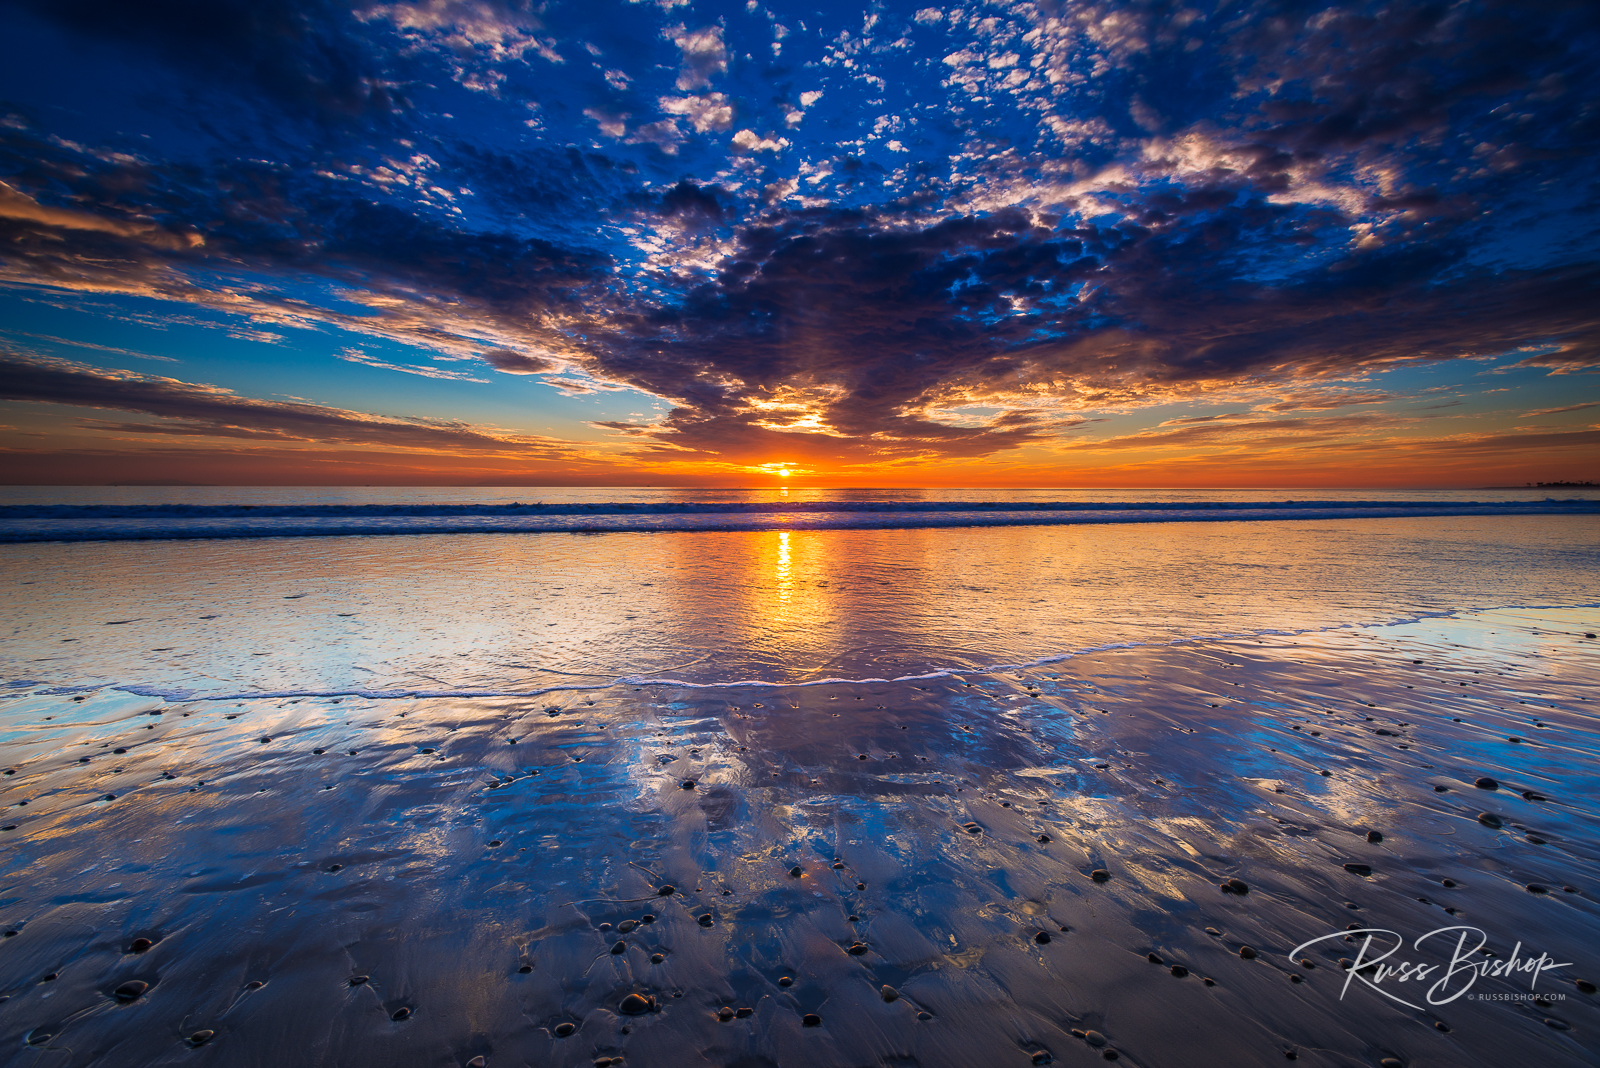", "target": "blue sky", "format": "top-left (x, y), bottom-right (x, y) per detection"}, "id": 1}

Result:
top-left (0, 0), bottom-right (1597, 484)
